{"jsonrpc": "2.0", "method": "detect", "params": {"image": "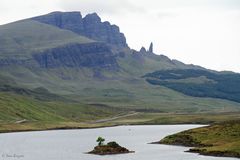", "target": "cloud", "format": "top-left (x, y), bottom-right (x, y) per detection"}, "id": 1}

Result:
top-left (58, 0), bottom-right (145, 16)
top-left (156, 10), bottom-right (178, 19)
top-left (0, 0), bottom-right (61, 24)
top-left (0, 0), bottom-right (240, 72)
